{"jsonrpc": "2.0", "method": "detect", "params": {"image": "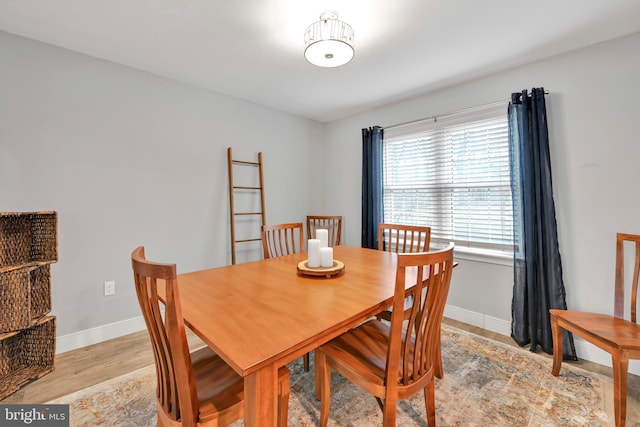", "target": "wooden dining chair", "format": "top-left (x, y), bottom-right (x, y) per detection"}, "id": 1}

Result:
top-left (261, 222), bottom-right (304, 259)
top-left (131, 246), bottom-right (290, 427)
top-left (306, 215), bottom-right (342, 246)
top-left (550, 233), bottom-right (640, 427)
top-left (316, 244), bottom-right (455, 426)
top-left (375, 223), bottom-right (449, 379)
